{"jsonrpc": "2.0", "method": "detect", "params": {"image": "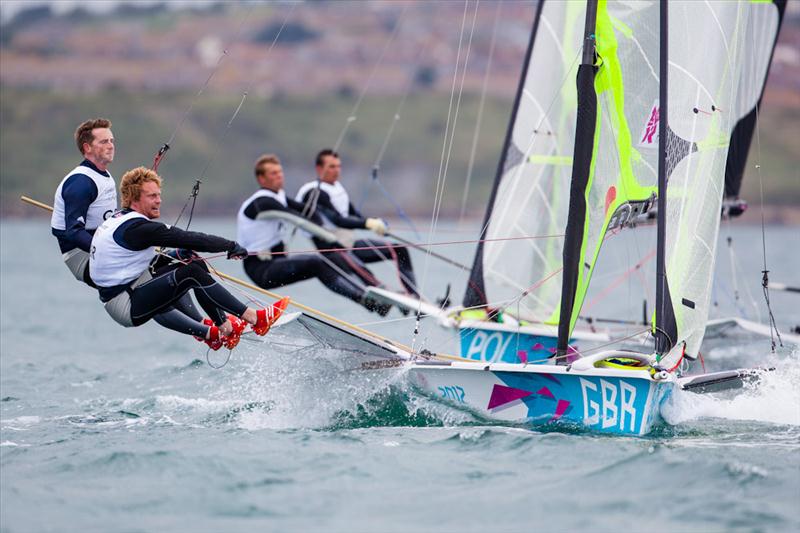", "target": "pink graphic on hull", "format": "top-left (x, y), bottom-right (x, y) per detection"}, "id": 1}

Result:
top-left (536, 386), bottom-right (555, 400)
top-left (549, 399), bottom-right (571, 422)
top-left (539, 373), bottom-right (561, 385)
top-left (487, 384), bottom-right (533, 409)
